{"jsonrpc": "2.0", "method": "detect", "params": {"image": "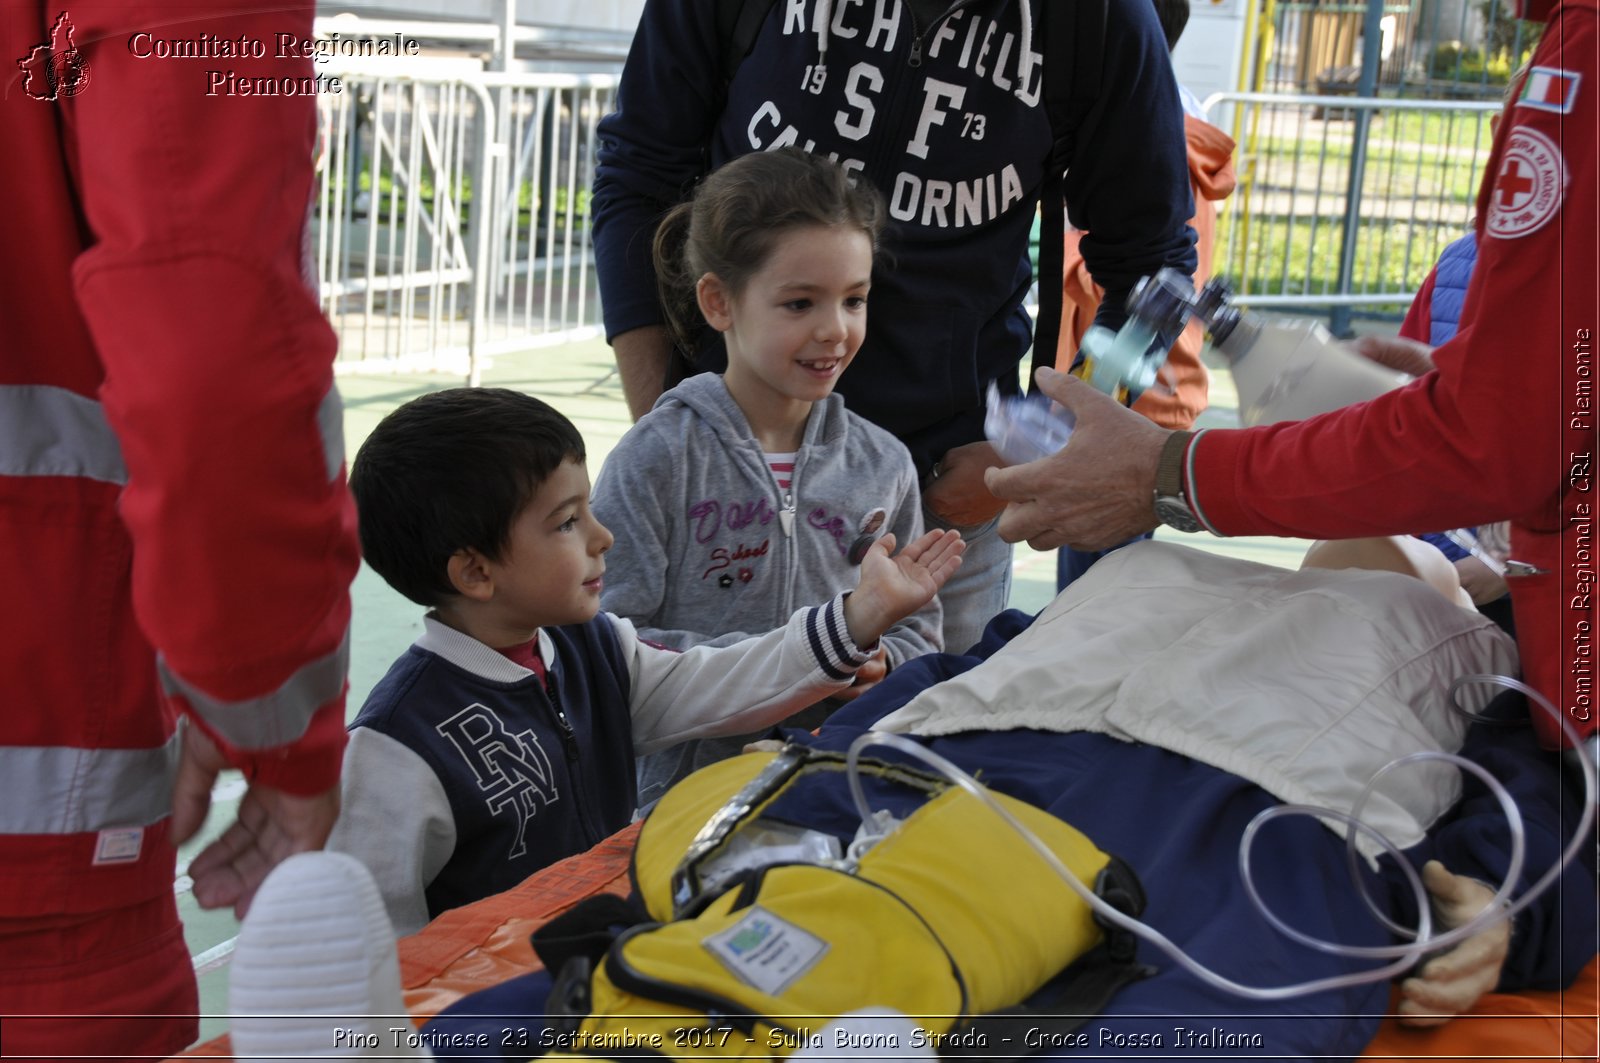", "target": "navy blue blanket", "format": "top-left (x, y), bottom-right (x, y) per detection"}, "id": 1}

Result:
top-left (428, 610), bottom-right (1595, 1062)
